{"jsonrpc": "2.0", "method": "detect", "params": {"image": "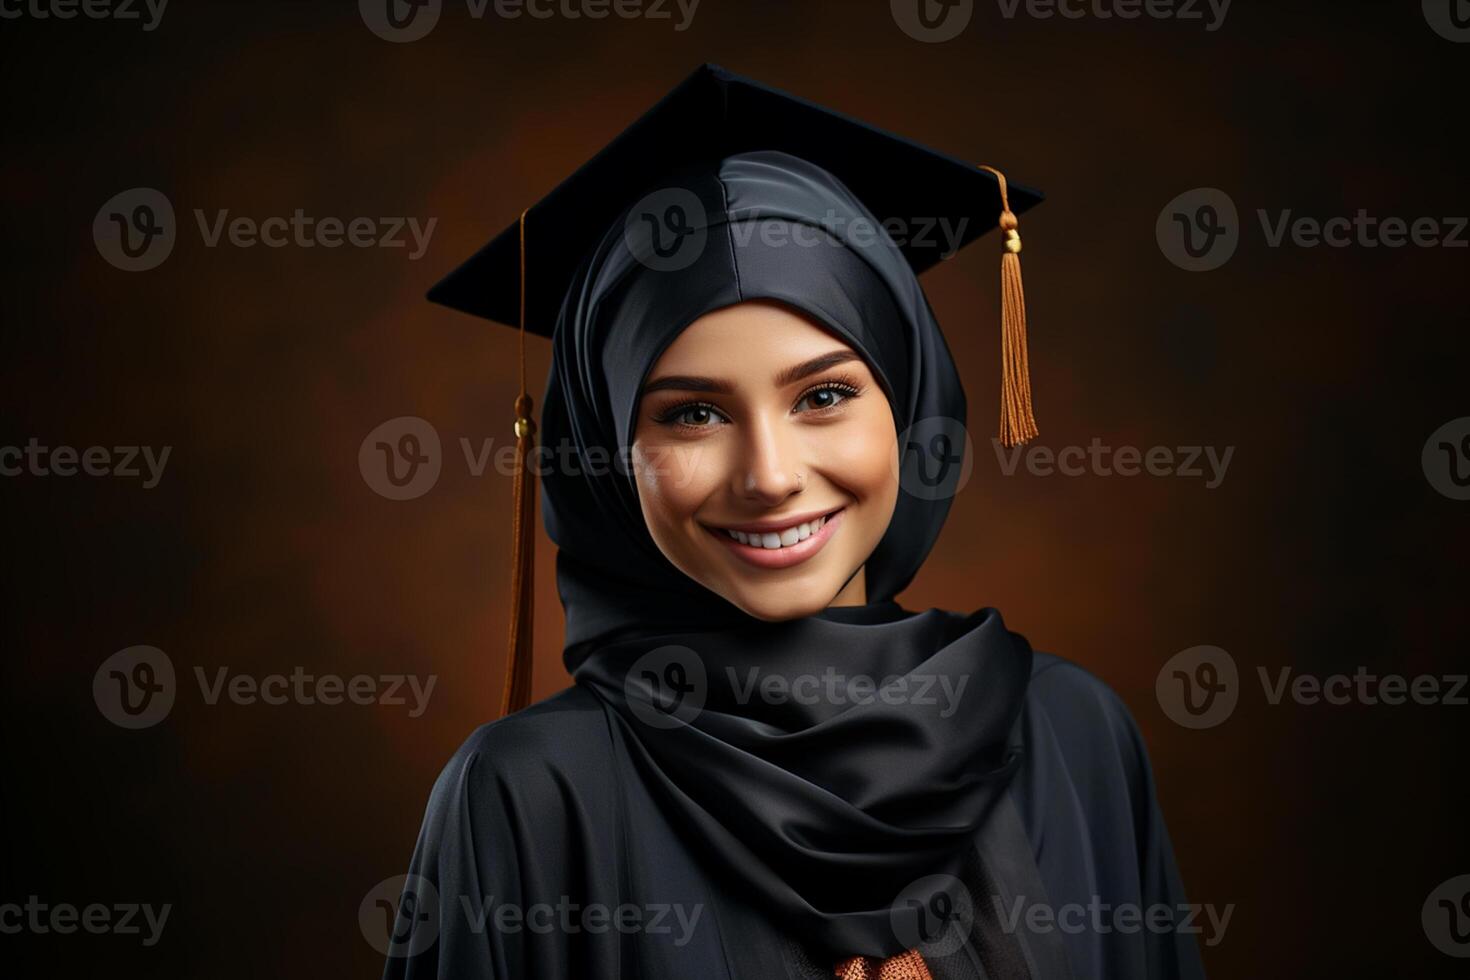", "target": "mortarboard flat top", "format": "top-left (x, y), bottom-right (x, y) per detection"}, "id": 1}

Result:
top-left (428, 63), bottom-right (1042, 336)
